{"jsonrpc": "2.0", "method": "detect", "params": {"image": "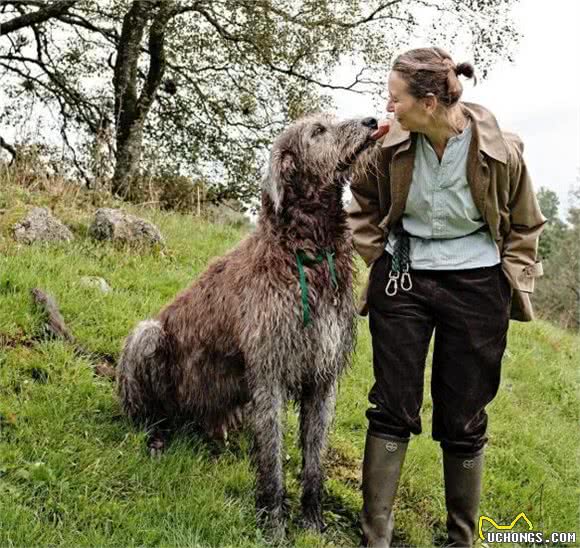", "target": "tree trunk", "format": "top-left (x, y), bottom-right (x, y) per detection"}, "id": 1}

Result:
top-left (111, 0), bottom-right (174, 197)
top-left (113, 120), bottom-right (146, 198)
